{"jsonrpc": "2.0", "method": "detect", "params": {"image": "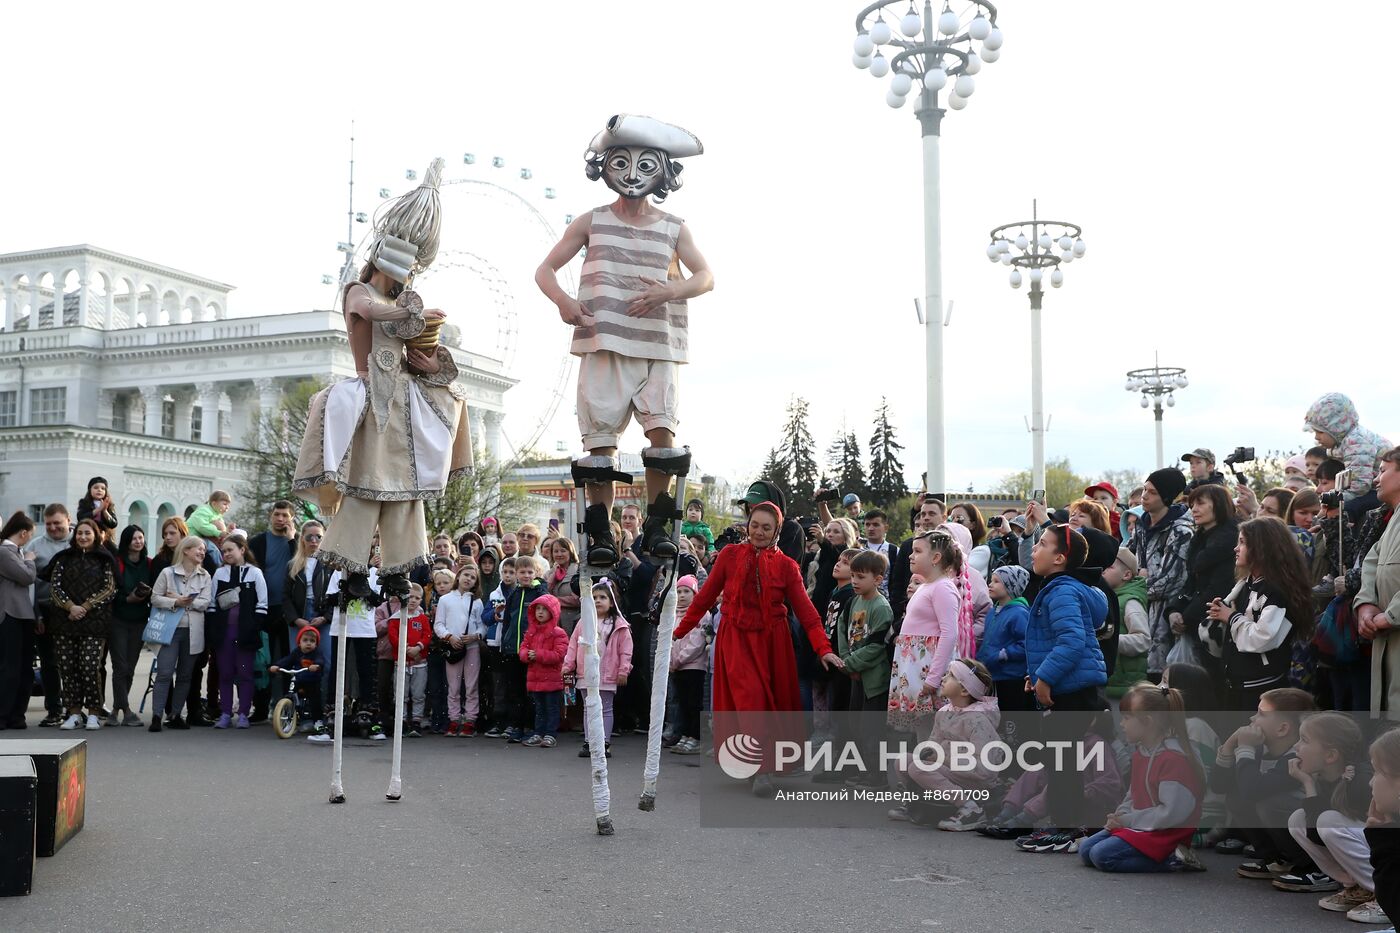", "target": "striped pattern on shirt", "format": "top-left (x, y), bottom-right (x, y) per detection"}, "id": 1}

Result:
top-left (571, 206), bottom-right (688, 363)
